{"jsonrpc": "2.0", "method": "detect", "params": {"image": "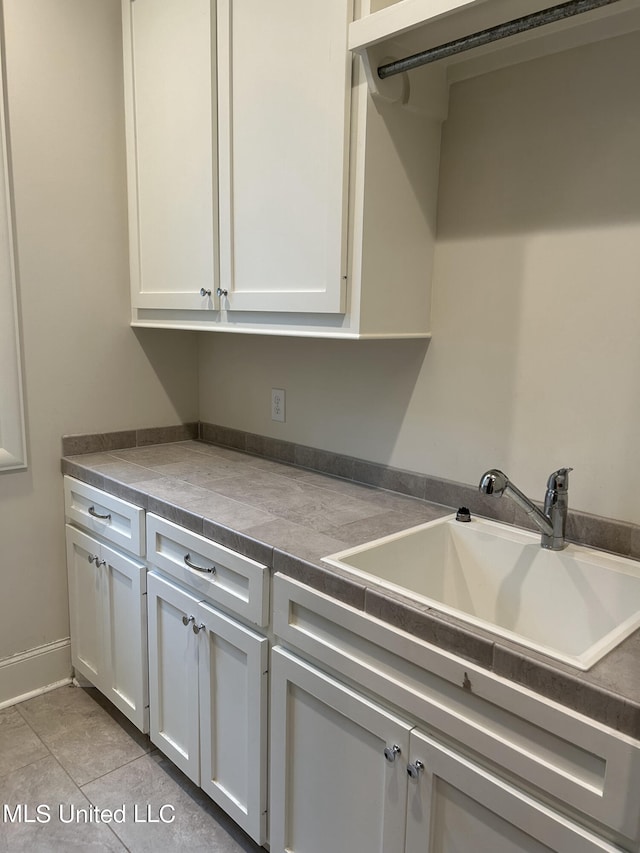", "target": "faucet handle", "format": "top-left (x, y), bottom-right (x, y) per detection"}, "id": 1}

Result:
top-left (546, 468), bottom-right (573, 492)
